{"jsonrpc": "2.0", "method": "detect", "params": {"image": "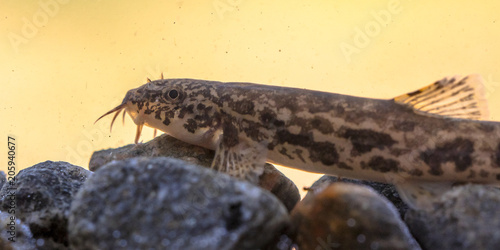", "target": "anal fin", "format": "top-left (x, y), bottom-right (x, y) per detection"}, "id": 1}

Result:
top-left (393, 74), bottom-right (489, 120)
top-left (395, 180), bottom-right (454, 211)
